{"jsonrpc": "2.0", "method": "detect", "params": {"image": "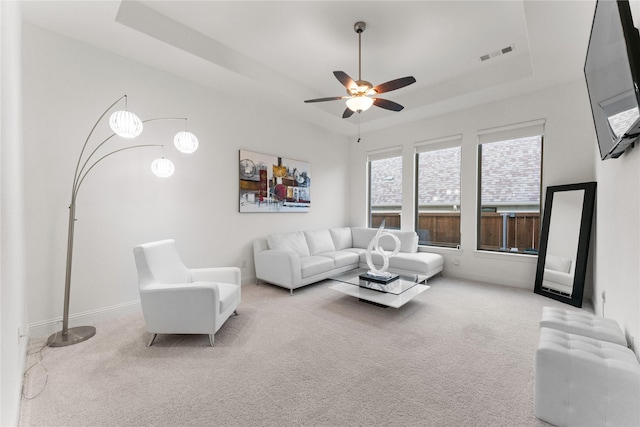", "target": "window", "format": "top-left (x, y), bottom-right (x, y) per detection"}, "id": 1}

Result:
top-left (477, 120), bottom-right (544, 254)
top-left (368, 149), bottom-right (402, 229)
top-left (600, 90), bottom-right (640, 138)
top-left (415, 137), bottom-right (462, 247)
